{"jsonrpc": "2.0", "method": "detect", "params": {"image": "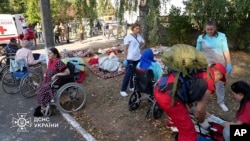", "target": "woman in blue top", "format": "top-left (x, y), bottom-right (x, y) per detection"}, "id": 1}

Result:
top-left (196, 21), bottom-right (232, 112)
top-left (137, 48), bottom-right (163, 81)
